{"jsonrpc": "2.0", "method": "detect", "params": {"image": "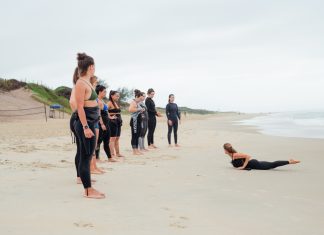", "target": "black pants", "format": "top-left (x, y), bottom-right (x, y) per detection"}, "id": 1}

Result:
top-left (247, 159), bottom-right (290, 170)
top-left (147, 116), bottom-right (156, 145)
top-left (167, 119), bottom-right (178, 144)
top-left (130, 117), bottom-right (142, 149)
top-left (70, 113), bottom-right (80, 177)
top-left (74, 120), bottom-right (96, 189)
top-left (96, 124), bottom-right (111, 159)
